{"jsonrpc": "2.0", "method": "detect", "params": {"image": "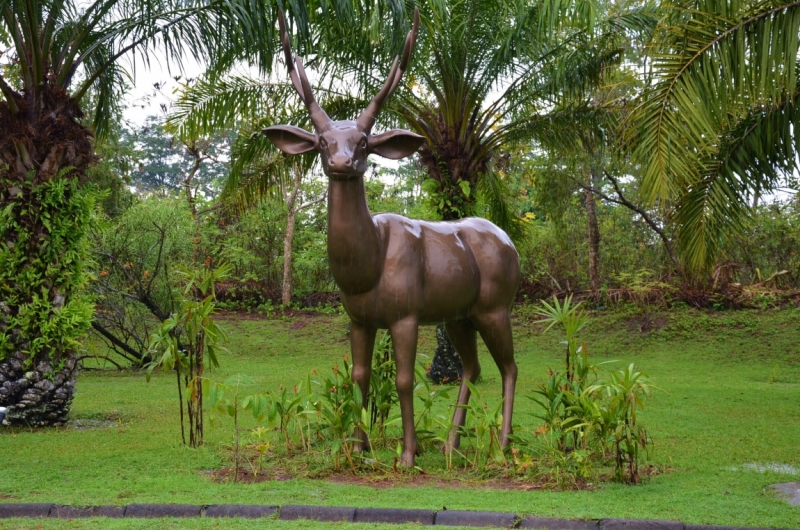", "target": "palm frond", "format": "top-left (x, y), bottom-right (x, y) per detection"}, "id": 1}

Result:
top-left (672, 82), bottom-right (800, 268)
top-left (626, 0), bottom-right (800, 268)
top-left (477, 166), bottom-right (528, 243)
top-left (166, 75), bottom-right (295, 139)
